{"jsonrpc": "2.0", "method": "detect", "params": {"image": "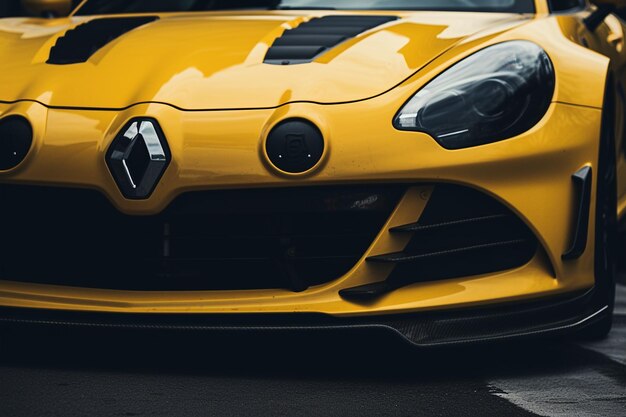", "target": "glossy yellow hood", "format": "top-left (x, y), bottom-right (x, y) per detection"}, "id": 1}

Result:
top-left (0, 11), bottom-right (530, 110)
